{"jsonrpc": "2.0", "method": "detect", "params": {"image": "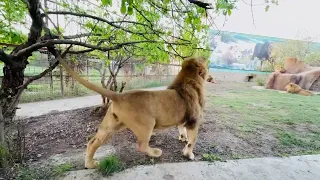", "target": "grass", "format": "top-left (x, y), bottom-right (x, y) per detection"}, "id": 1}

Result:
top-left (16, 163), bottom-right (73, 180)
top-left (98, 155), bottom-right (123, 176)
top-left (0, 145), bottom-right (10, 168)
top-left (211, 87), bottom-right (320, 154)
top-left (202, 153), bottom-right (222, 162)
